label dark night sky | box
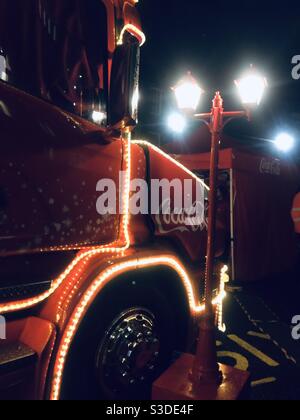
[137,0,300,154]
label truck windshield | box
[0,0,108,122]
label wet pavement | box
[217,275,300,400]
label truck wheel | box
[60,281,187,400]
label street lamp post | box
[153,67,267,400]
[191,92,252,387]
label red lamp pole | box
[192,92,248,387]
[153,92,250,400]
[191,92,224,386]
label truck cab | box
[0,0,221,400]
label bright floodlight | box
[274,133,295,152]
[235,68,267,106]
[167,112,187,134]
[173,72,203,112]
[92,110,106,124]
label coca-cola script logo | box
[259,158,281,176]
[155,199,207,235]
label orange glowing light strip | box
[0,136,132,314]
[132,140,209,191]
[217,265,228,333]
[118,23,146,46]
[50,254,225,400]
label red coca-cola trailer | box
[165,131,300,283]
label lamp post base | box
[152,353,250,401]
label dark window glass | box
[0,0,108,123]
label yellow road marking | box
[217,351,249,371]
[228,335,279,367]
[251,377,277,387]
[247,331,271,340]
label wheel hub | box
[96,308,160,396]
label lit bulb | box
[167,112,187,134]
[173,73,203,112]
[92,111,106,125]
[236,69,267,106]
[274,133,295,152]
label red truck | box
[0,0,225,400]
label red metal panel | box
[0,82,122,256]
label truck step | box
[0,342,37,375]
[0,342,37,399]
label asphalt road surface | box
[217,278,300,400]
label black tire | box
[60,273,186,400]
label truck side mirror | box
[109,33,140,130]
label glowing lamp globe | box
[235,68,267,106]
[173,73,203,112]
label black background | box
[136,0,300,156]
